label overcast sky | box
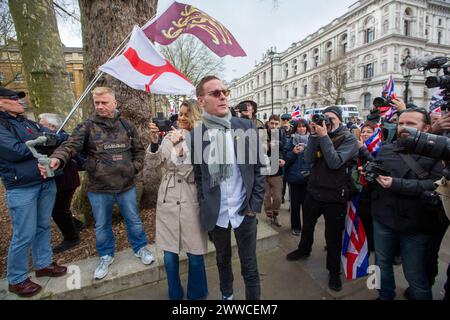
[59,0,356,82]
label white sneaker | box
[222,294,234,300]
[134,246,155,265]
[94,255,114,280]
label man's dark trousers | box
[297,193,346,274]
[209,215,260,300]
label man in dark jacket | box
[41,87,154,281]
[192,76,265,300]
[286,106,358,292]
[263,114,286,227]
[371,108,443,300]
[0,88,67,298]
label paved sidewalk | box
[100,201,449,300]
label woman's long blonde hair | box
[180,99,202,130]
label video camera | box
[405,55,450,113]
[311,114,331,126]
[373,96,394,108]
[363,161,391,184]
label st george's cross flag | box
[142,1,246,57]
[100,26,195,96]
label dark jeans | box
[297,194,346,274]
[425,217,449,285]
[52,189,79,241]
[373,219,432,300]
[163,251,208,300]
[209,215,260,300]
[282,175,287,200]
[289,183,307,231]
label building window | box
[342,73,347,85]
[438,18,442,26]
[404,20,410,36]
[364,93,372,109]
[313,48,319,67]
[425,29,429,38]
[303,54,308,71]
[326,77,332,90]
[426,16,429,24]
[256,75,260,87]
[382,60,388,73]
[286,90,289,99]
[263,72,266,85]
[438,31,442,44]
[293,59,298,74]
[0,72,4,83]
[366,28,374,43]
[383,20,389,33]
[294,84,298,97]
[364,63,374,79]
[313,80,319,93]
[68,72,75,82]
[264,91,267,104]
[303,84,308,95]
[285,63,289,79]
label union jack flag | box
[342,194,369,280]
[365,127,382,156]
[383,75,395,98]
[291,105,302,120]
[380,75,397,122]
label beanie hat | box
[323,106,343,122]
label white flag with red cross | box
[100,26,195,96]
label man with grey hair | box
[39,87,154,280]
[38,113,83,254]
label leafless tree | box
[317,59,348,105]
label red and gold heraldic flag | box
[142,1,246,58]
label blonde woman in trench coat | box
[147,100,208,300]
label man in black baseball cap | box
[1,86,68,298]
[0,87,26,100]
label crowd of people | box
[0,75,449,300]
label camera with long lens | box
[397,127,450,180]
[363,161,390,184]
[311,114,331,126]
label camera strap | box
[398,153,430,179]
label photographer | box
[286,106,358,292]
[235,100,265,129]
[370,108,444,300]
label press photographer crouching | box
[286,106,359,292]
[369,107,446,300]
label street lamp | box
[267,49,276,116]
[401,53,412,103]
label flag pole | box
[57,8,159,133]
[56,33,131,133]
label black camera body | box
[153,112,173,132]
[235,102,248,113]
[363,162,390,184]
[373,96,393,108]
[312,114,331,126]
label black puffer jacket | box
[371,141,443,234]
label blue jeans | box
[87,187,147,257]
[164,251,208,300]
[373,219,433,300]
[6,180,56,284]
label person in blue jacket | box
[0,88,67,298]
[284,119,311,236]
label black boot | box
[286,249,310,261]
[328,272,342,292]
[53,239,80,254]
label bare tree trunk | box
[76,0,160,222]
[8,0,75,115]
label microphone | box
[405,56,449,70]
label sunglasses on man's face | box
[206,89,230,98]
